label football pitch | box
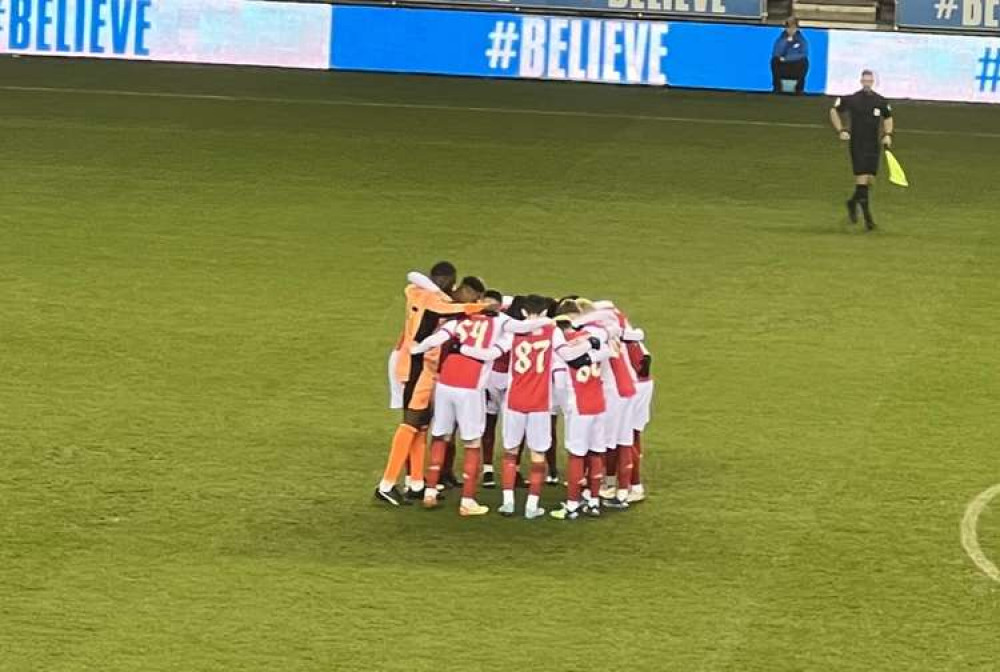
[2,57,999,671]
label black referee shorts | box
[850,143,880,176]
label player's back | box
[492,350,511,375]
[626,340,652,383]
[507,324,558,413]
[606,310,638,398]
[565,328,606,416]
[395,285,449,382]
[579,313,636,399]
[439,314,501,390]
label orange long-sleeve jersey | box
[393,284,484,384]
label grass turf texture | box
[2,57,999,671]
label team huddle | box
[375,262,654,520]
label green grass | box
[2,57,999,671]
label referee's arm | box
[829,101,849,140]
[881,115,895,148]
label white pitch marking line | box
[3,84,1000,140]
[961,483,1000,583]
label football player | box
[375,264,486,507]
[550,301,612,520]
[412,295,551,516]
[459,295,593,519]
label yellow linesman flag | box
[885,149,909,187]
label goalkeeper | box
[829,69,894,231]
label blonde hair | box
[555,298,581,318]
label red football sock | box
[632,431,642,485]
[462,447,481,500]
[616,444,634,491]
[425,438,448,490]
[529,461,545,497]
[546,424,558,473]
[483,414,498,466]
[587,452,605,498]
[501,451,518,491]
[443,439,456,479]
[567,455,585,504]
[605,447,618,477]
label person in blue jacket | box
[771,17,809,95]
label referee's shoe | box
[847,192,876,230]
[846,199,859,225]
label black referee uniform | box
[833,88,893,228]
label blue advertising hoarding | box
[827,30,1000,103]
[331,5,828,92]
[0,0,333,67]
[0,0,995,105]
[400,0,765,20]
[896,0,1000,32]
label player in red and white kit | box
[588,301,645,509]
[481,291,514,490]
[411,302,551,516]
[460,295,593,519]
[567,301,630,510]
[548,330,570,486]
[626,338,653,503]
[482,347,509,489]
[550,301,613,520]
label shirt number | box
[456,320,488,349]
[513,340,550,375]
[574,362,602,384]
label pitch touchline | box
[3,84,1000,140]
[961,483,1000,583]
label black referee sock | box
[855,185,874,222]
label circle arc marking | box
[961,483,1000,583]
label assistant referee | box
[829,70,894,230]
